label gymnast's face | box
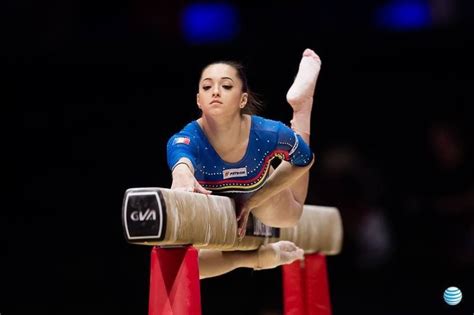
[197,63,248,118]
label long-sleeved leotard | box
[167,115,313,203]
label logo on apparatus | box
[130,208,157,221]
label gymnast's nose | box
[212,84,220,97]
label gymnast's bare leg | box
[252,48,321,227]
[198,241,304,279]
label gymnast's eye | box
[222,85,233,90]
[202,86,211,91]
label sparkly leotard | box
[167,115,313,203]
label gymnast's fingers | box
[171,186,194,192]
[194,181,212,194]
[237,209,250,239]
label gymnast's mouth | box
[210,100,222,104]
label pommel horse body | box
[122,187,343,315]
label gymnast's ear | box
[196,93,201,109]
[240,93,248,108]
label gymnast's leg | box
[198,241,304,279]
[252,49,321,228]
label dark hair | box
[200,61,264,115]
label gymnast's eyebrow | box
[202,77,235,82]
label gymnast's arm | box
[236,152,314,234]
[248,155,314,209]
[166,131,212,194]
[248,125,315,210]
[171,158,211,194]
[236,124,315,233]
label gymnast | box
[166,48,322,278]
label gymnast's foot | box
[254,241,304,270]
[286,48,321,113]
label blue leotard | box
[167,115,313,202]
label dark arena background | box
[4,1,474,314]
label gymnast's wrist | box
[172,160,194,174]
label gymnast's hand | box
[236,203,251,239]
[171,163,212,194]
[236,198,259,239]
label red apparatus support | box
[148,246,201,315]
[282,253,332,315]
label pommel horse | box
[122,187,343,315]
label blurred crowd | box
[310,116,473,313]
